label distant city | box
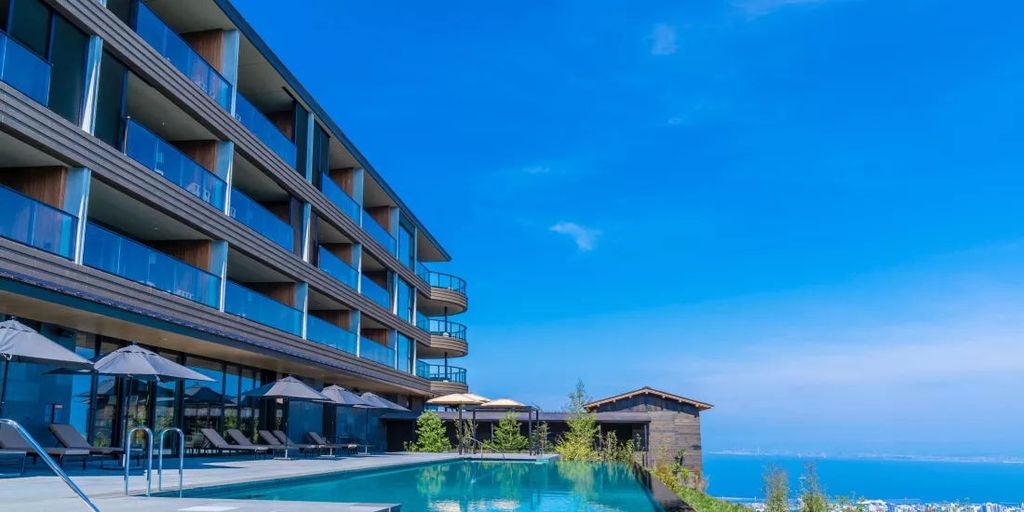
[711,451,1024,465]
[742,501,1024,512]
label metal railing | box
[0,419,99,512]
[124,426,153,496]
[157,428,185,497]
[416,362,467,384]
[424,270,467,295]
[424,318,467,340]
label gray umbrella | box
[321,385,372,407]
[0,319,93,416]
[243,376,329,459]
[360,392,410,412]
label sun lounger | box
[0,449,27,476]
[307,432,359,454]
[199,428,269,458]
[49,424,123,467]
[258,430,320,456]
[0,425,89,469]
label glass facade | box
[397,221,415,270]
[317,246,358,289]
[0,183,77,258]
[320,174,360,222]
[396,333,413,373]
[362,213,395,255]
[361,274,391,311]
[234,93,296,167]
[229,189,294,252]
[306,315,357,354]
[124,118,227,209]
[224,280,302,335]
[360,336,395,368]
[396,277,414,323]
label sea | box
[704,453,1024,505]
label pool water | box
[186,460,665,511]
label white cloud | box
[522,165,551,175]
[734,0,841,19]
[549,222,601,251]
[648,24,679,56]
[666,116,685,126]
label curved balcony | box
[417,318,468,358]
[418,269,468,315]
[417,362,468,395]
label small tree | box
[410,411,451,452]
[554,380,599,461]
[799,464,828,512]
[454,417,477,453]
[599,430,635,463]
[764,466,790,512]
[489,412,529,452]
[531,421,552,453]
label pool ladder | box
[123,427,186,497]
[0,418,100,512]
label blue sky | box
[235,0,1024,457]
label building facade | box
[0,0,468,451]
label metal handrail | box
[124,426,153,496]
[0,419,100,512]
[157,428,184,496]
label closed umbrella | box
[243,376,329,459]
[0,319,93,416]
[359,392,409,451]
[321,385,372,407]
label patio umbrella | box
[243,376,329,459]
[358,392,410,450]
[427,393,487,453]
[321,385,372,407]
[0,319,93,416]
[479,398,527,409]
[89,345,214,460]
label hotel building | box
[0,0,469,450]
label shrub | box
[410,411,451,452]
[489,412,529,452]
[649,450,744,512]
[531,421,552,453]
[764,466,790,512]
[554,380,599,461]
[599,431,636,463]
[799,464,828,512]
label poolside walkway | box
[0,452,462,511]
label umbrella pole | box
[282,398,290,460]
[0,358,10,418]
[121,377,130,468]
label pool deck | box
[0,452,467,511]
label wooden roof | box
[584,386,713,411]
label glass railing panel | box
[317,246,357,289]
[360,337,395,368]
[426,271,467,294]
[320,174,360,223]
[415,261,429,282]
[224,280,301,335]
[415,311,429,331]
[306,316,357,354]
[425,318,467,340]
[416,362,467,384]
[124,119,226,209]
[134,3,232,109]
[362,214,396,255]
[360,275,391,310]
[234,93,296,167]
[0,31,51,104]
[229,189,293,251]
[83,223,220,307]
[0,184,76,258]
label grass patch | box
[674,486,748,512]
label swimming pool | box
[183,459,666,511]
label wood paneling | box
[172,140,217,172]
[181,29,224,71]
[328,168,355,196]
[321,243,354,265]
[245,282,296,307]
[364,270,388,289]
[267,110,294,140]
[0,166,68,208]
[365,206,390,231]
[148,240,213,271]
[361,328,389,346]
[310,309,351,330]
[260,200,292,223]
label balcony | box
[320,174,360,223]
[317,246,357,290]
[123,118,226,210]
[134,2,232,109]
[417,362,468,394]
[362,213,396,255]
[0,31,51,105]
[418,317,468,358]
[0,184,76,259]
[360,275,391,311]
[224,280,302,335]
[229,189,293,252]
[360,337,395,368]
[83,223,220,307]
[306,315,357,355]
[418,269,468,315]
[234,93,296,167]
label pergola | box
[426,393,541,455]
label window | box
[396,277,413,322]
[47,15,88,123]
[397,219,415,270]
[8,0,50,56]
[93,52,126,147]
[396,333,413,373]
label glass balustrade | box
[229,189,293,251]
[425,271,467,294]
[362,213,396,255]
[359,337,395,368]
[360,275,391,310]
[224,280,302,335]
[234,93,297,167]
[123,118,226,209]
[0,184,76,258]
[416,362,467,384]
[306,315,357,354]
[320,174,360,223]
[424,318,467,340]
[83,223,220,307]
[0,31,52,105]
[135,3,232,109]
[317,246,358,289]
